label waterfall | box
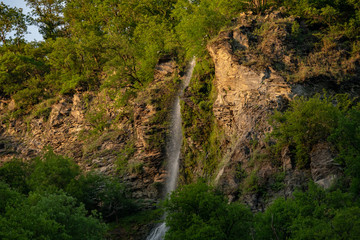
[146,57,196,240]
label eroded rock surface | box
[0,60,179,202]
[206,12,349,211]
[310,142,341,189]
[208,25,292,208]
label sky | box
[2,0,43,41]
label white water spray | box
[146,58,196,240]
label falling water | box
[146,58,196,240]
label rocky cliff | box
[1,9,359,214]
[199,10,358,210]
[0,60,179,202]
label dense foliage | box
[165,181,360,240]
[0,150,137,239]
[0,0,250,117]
[1,0,359,115]
[1,0,360,239]
[164,182,253,240]
[269,94,360,194]
[255,183,360,240]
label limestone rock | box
[206,13,329,210]
[204,11,359,211]
[208,25,291,206]
[310,142,341,189]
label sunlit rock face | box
[206,11,355,211]
[208,19,292,210]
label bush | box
[66,172,138,222]
[269,94,341,168]
[0,191,107,240]
[27,149,80,191]
[164,182,253,240]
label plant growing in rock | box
[268,92,360,195]
[269,94,341,168]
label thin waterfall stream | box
[146,58,196,240]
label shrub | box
[0,191,107,240]
[164,182,253,240]
[27,149,80,191]
[269,94,341,168]
[66,172,138,221]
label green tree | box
[0,191,107,240]
[26,0,65,39]
[27,149,80,191]
[269,94,360,191]
[0,181,23,214]
[164,182,253,240]
[0,2,28,45]
[0,159,31,194]
[172,0,228,58]
[255,182,360,239]
[0,42,49,106]
[66,172,138,222]
[329,102,360,194]
[269,94,341,168]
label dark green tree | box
[66,172,138,222]
[0,159,31,194]
[0,191,107,240]
[27,149,80,191]
[26,0,66,39]
[164,182,253,240]
[0,2,28,45]
[255,183,359,239]
[0,181,23,214]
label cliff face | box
[0,60,179,201]
[1,10,358,214]
[208,30,292,205]
[206,11,352,210]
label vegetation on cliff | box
[1,0,360,239]
[269,94,360,193]
[167,93,360,239]
[0,0,359,111]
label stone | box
[0,60,179,205]
[310,142,341,189]
[7,99,16,111]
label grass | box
[128,161,144,175]
[241,169,261,194]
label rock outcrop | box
[208,14,293,210]
[310,142,342,189]
[206,11,353,211]
[0,60,179,201]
